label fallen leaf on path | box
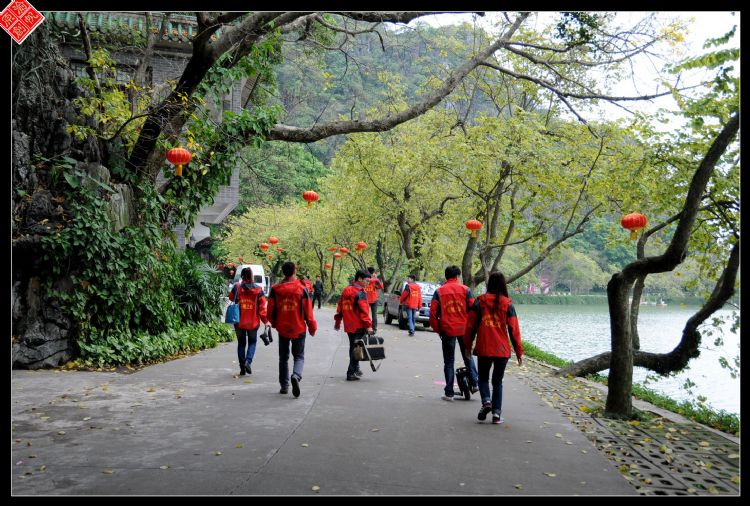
[565,441,573,445]
[514,484,523,489]
[728,454,739,459]
[215,451,222,456]
[301,443,309,447]
[312,486,320,492]
[730,476,740,484]
[580,450,588,454]
[40,416,50,421]
[160,465,169,470]
[371,428,380,432]
[15,461,23,465]
[102,469,114,475]
[146,388,156,392]
[83,417,92,421]
[243,380,252,384]
[236,443,243,448]
[555,433,562,438]
[57,431,66,435]
[698,441,710,447]
[544,472,556,477]
[708,486,719,494]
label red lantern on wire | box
[328,246,338,252]
[621,213,648,240]
[269,236,279,245]
[356,241,367,252]
[325,263,332,269]
[166,147,192,177]
[260,243,269,251]
[466,219,482,238]
[333,252,342,259]
[340,247,349,254]
[303,190,319,208]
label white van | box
[230,264,270,295]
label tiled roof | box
[46,12,213,44]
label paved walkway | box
[11,307,739,495]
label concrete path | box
[11,306,728,495]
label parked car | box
[382,281,440,330]
[229,264,270,295]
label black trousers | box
[312,292,322,309]
[370,302,378,330]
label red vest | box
[364,276,384,304]
[429,278,474,336]
[268,278,317,338]
[399,282,422,309]
[334,282,372,333]
[229,282,268,330]
[463,293,523,359]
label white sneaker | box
[441,395,454,402]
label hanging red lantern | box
[325,263,332,269]
[269,236,279,245]
[328,246,338,252]
[340,247,349,254]
[466,219,482,238]
[333,252,342,259]
[356,241,367,251]
[238,257,244,263]
[621,213,648,240]
[277,247,284,253]
[166,147,192,177]
[267,254,273,260]
[303,190,319,208]
[260,243,269,251]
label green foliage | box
[554,12,606,45]
[76,321,235,367]
[173,250,227,323]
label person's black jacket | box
[313,280,324,294]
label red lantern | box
[340,247,349,254]
[325,263,332,269]
[260,243,269,251]
[621,213,648,240]
[166,147,192,177]
[269,236,279,245]
[303,190,319,208]
[277,247,284,253]
[356,241,367,251]
[238,257,244,263]
[334,252,342,259]
[267,254,273,260]
[466,219,482,238]
[328,246,338,252]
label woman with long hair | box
[463,272,524,424]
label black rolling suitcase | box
[456,367,473,400]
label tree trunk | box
[630,275,645,350]
[604,272,634,418]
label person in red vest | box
[334,269,374,381]
[268,261,318,398]
[464,271,524,424]
[299,275,315,315]
[429,265,479,401]
[364,267,384,331]
[229,267,269,376]
[399,274,422,336]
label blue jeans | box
[441,335,479,397]
[477,356,509,415]
[236,326,258,367]
[278,336,305,388]
[347,331,366,376]
[405,307,417,334]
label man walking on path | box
[364,267,384,331]
[313,275,324,309]
[334,270,374,381]
[268,261,317,398]
[430,265,479,401]
[399,274,422,336]
[429,265,479,401]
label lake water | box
[516,304,740,416]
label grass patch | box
[526,344,740,436]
